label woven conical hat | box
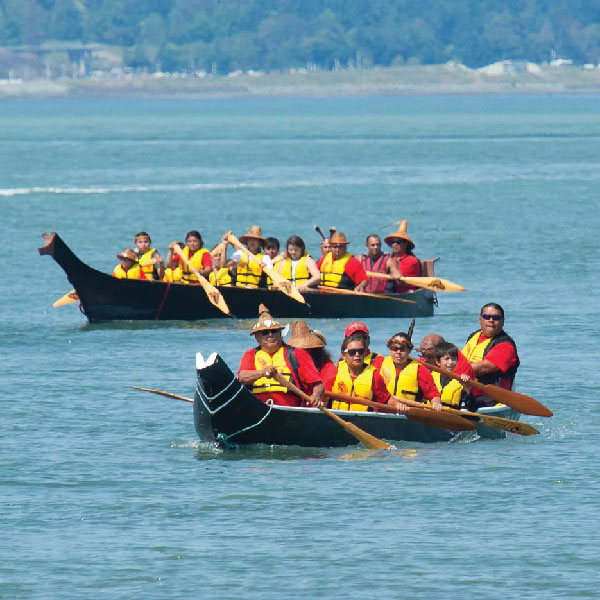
[384,220,415,250]
[287,321,325,349]
[250,303,284,335]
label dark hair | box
[480,303,504,319]
[387,331,414,349]
[347,330,371,346]
[365,233,381,245]
[435,342,459,360]
[265,236,280,251]
[185,230,203,245]
[307,347,332,369]
[286,235,306,256]
[341,332,368,353]
[134,231,151,242]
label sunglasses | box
[390,240,407,245]
[256,330,279,336]
[481,313,502,322]
[345,348,366,357]
[388,343,410,352]
[331,244,346,248]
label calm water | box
[2,95,599,599]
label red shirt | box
[391,253,421,293]
[171,251,212,269]
[360,253,389,293]
[372,362,439,404]
[320,360,338,391]
[471,333,519,391]
[316,254,368,286]
[238,346,322,407]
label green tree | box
[49,0,85,41]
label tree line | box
[1,0,600,73]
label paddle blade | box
[321,407,393,450]
[482,385,552,417]
[406,407,476,431]
[131,385,194,403]
[199,279,231,315]
[400,276,466,292]
[53,289,79,307]
[473,413,539,436]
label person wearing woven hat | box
[220,226,272,289]
[112,248,147,280]
[316,231,368,291]
[384,220,422,293]
[287,322,337,390]
[343,321,383,368]
[166,230,213,284]
[372,331,442,412]
[238,305,325,407]
[462,303,520,408]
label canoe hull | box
[40,232,435,321]
[193,354,518,448]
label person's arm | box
[471,342,517,377]
[346,257,368,291]
[166,242,180,269]
[152,251,165,280]
[386,257,402,279]
[299,256,321,291]
[200,252,213,278]
[418,365,442,411]
[238,366,277,386]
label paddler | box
[432,342,472,409]
[317,231,368,291]
[112,248,147,280]
[384,220,421,293]
[343,321,383,368]
[286,321,337,391]
[330,332,386,411]
[133,231,164,280]
[359,234,395,294]
[166,230,212,284]
[371,332,442,412]
[417,333,473,378]
[221,226,272,289]
[275,235,320,292]
[238,305,325,407]
[462,303,520,409]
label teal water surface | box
[2,95,599,599]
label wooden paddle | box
[387,394,540,436]
[227,233,306,304]
[325,392,476,432]
[53,289,79,307]
[271,372,393,450]
[416,358,553,418]
[132,385,193,403]
[366,271,466,292]
[315,285,416,304]
[173,243,232,316]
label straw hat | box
[312,330,327,346]
[330,231,350,245]
[116,248,138,262]
[250,303,284,335]
[287,321,325,349]
[239,226,266,245]
[384,220,415,250]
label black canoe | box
[193,353,519,447]
[39,232,436,322]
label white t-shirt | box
[231,248,273,269]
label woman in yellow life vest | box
[166,230,212,285]
[372,332,442,412]
[331,333,381,411]
[275,235,321,292]
[432,342,471,409]
[134,231,164,281]
[112,248,147,280]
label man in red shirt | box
[383,220,421,293]
[359,234,390,293]
[462,303,520,408]
[417,333,474,378]
[317,231,368,291]
[238,305,325,408]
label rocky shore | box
[2,63,600,99]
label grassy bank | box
[2,63,600,99]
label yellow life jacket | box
[209,267,233,287]
[278,256,311,287]
[462,331,492,363]
[162,267,181,282]
[319,252,353,288]
[113,264,144,279]
[432,371,463,408]
[174,246,209,284]
[236,252,264,288]
[331,361,375,411]
[137,248,158,279]
[252,346,295,395]
[379,357,421,402]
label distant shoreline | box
[2,64,600,99]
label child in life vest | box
[112,248,147,280]
[434,342,471,409]
[134,231,164,280]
